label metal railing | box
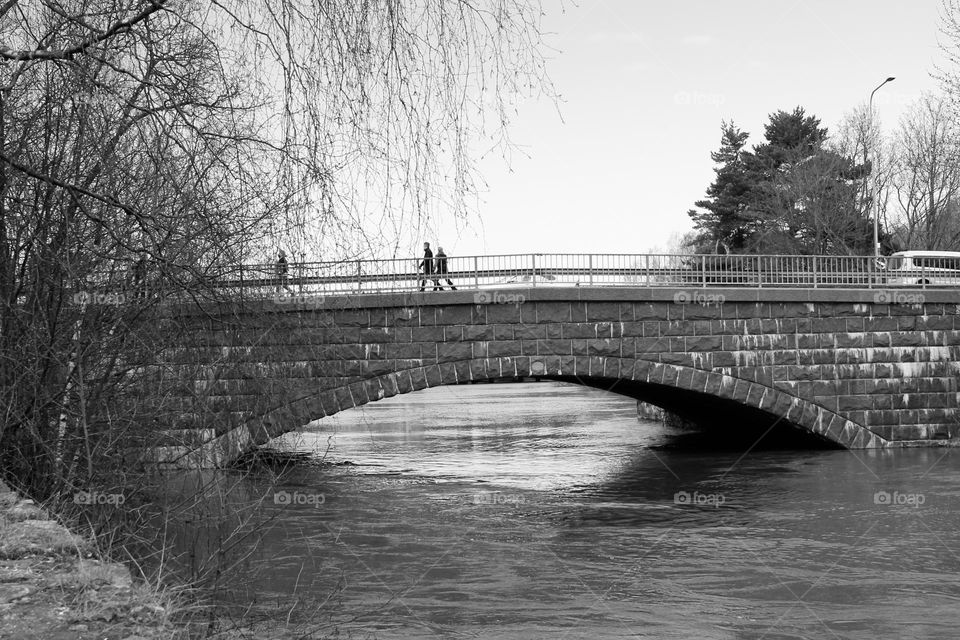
[68,253,960,303]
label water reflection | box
[154,382,960,639]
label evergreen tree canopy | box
[687,121,752,253]
[760,107,828,158]
[689,107,874,255]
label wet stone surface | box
[0,479,176,639]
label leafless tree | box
[0,0,555,563]
[0,2,555,631]
[937,0,960,102]
[887,93,960,250]
[832,104,897,239]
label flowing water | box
[166,382,960,639]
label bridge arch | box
[177,356,887,468]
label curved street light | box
[869,77,895,259]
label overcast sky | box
[427,0,945,257]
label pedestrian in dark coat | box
[276,250,292,293]
[435,247,456,290]
[419,242,437,291]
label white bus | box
[884,250,960,286]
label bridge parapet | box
[72,252,959,303]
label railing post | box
[473,256,479,289]
[756,257,763,288]
[356,260,362,293]
[645,254,650,287]
[701,255,707,288]
[812,256,818,289]
[239,263,244,303]
[589,254,593,286]
[531,253,537,287]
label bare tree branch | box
[0,0,164,61]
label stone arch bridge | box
[154,288,960,467]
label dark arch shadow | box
[177,356,887,467]
[558,376,838,450]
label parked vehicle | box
[883,250,960,286]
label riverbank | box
[0,479,179,640]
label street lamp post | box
[869,77,895,259]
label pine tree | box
[687,121,753,253]
[743,108,872,254]
[690,108,876,255]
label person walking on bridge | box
[419,242,437,291]
[435,246,456,290]
[276,250,293,294]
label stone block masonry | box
[155,287,960,466]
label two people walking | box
[419,242,456,291]
[274,245,453,293]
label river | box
[164,381,960,639]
